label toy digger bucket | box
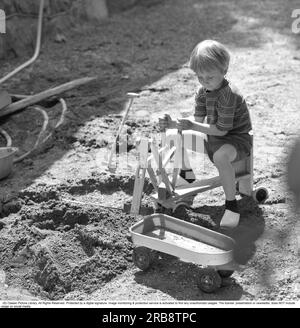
[0,147,18,180]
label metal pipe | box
[0,128,12,147]
[13,105,49,163]
[0,0,45,85]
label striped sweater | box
[194,79,252,134]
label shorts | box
[205,133,253,163]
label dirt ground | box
[0,0,300,303]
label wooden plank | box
[175,175,220,190]
[147,166,159,193]
[147,146,168,164]
[0,77,96,117]
[175,174,251,200]
[174,184,221,201]
[130,136,149,215]
[149,140,160,167]
[0,90,12,110]
[237,151,253,196]
[158,181,167,201]
[152,173,251,202]
[149,194,177,209]
[160,167,173,195]
[158,151,167,201]
[152,182,220,201]
[161,130,166,166]
[172,131,183,187]
[108,93,138,169]
[150,141,173,194]
[138,138,149,168]
[172,168,180,188]
[238,135,254,196]
[162,146,176,167]
[149,141,161,184]
[175,173,251,191]
[232,160,247,176]
[130,167,146,215]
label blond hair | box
[189,40,230,74]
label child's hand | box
[158,114,172,131]
[177,118,194,131]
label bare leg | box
[213,144,240,229]
[212,144,237,200]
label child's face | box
[196,68,225,91]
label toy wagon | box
[130,213,240,293]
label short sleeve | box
[194,88,206,119]
[215,90,237,131]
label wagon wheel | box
[132,246,155,271]
[217,270,234,278]
[154,203,167,214]
[173,201,190,212]
[197,269,222,293]
[252,187,269,203]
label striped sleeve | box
[215,89,239,131]
[194,88,206,119]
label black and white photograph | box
[0,0,299,312]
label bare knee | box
[213,144,237,167]
[213,150,231,168]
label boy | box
[159,40,253,229]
